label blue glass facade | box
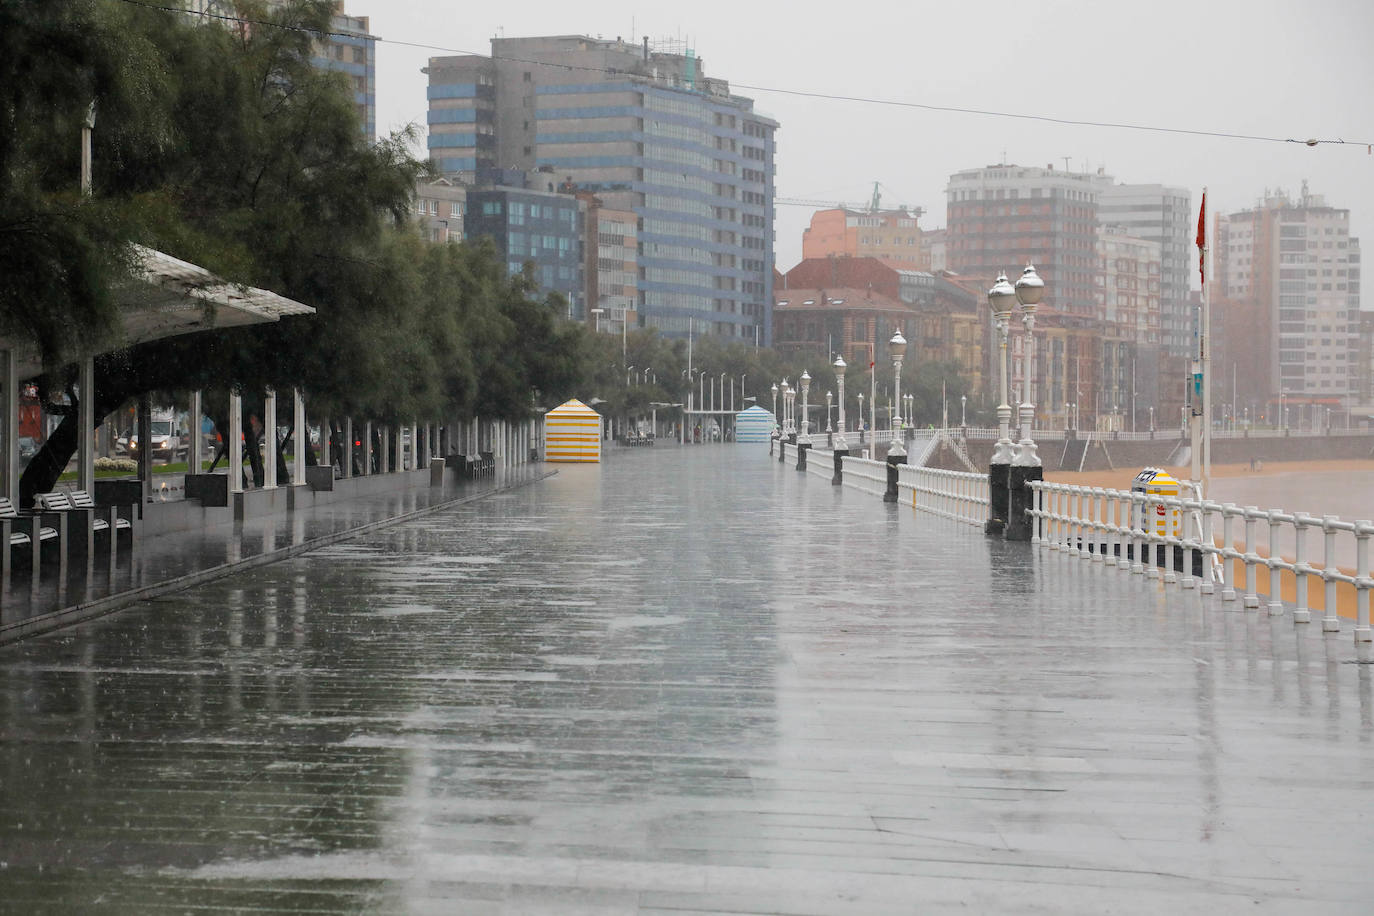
[534,83,775,343]
[307,13,376,141]
[426,38,777,344]
[464,189,585,318]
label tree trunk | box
[276,417,292,483]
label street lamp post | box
[986,272,1016,534]
[591,307,604,333]
[832,357,849,485]
[883,331,907,502]
[960,394,967,429]
[770,382,779,455]
[797,370,812,471]
[1013,264,1044,466]
[825,391,833,434]
[857,393,864,445]
[1007,264,1045,542]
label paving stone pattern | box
[1,446,1372,914]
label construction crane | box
[774,182,925,219]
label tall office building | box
[1214,183,1363,421]
[425,35,778,343]
[464,187,586,316]
[261,1,376,139]
[1093,179,1191,358]
[945,163,1100,319]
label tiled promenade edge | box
[1,446,1371,914]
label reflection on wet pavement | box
[1,445,1371,913]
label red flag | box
[869,361,875,369]
[1196,192,1206,287]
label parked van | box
[118,410,185,460]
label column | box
[263,388,277,489]
[2,350,18,506]
[292,389,305,486]
[362,421,372,476]
[229,392,243,493]
[320,416,331,472]
[189,390,203,475]
[138,394,153,504]
[342,417,352,479]
[77,357,95,494]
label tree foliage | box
[3,0,591,501]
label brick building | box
[801,208,928,269]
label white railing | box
[840,456,888,498]
[957,426,1372,442]
[1029,480,1374,642]
[902,465,988,526]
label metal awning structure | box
[2,244,315,380]
[117,244,315,346]
[1,245,315,502]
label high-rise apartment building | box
[263,1,376,139]
[1214,184,1362,419]
[1096,228,1161,346]
[580,194,639,335]
[1093,180,1191,358]
[425,35,778,343]
[945,163,1100,319]
[464,187,586,315]
[801,208,928,269]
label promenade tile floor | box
[0,469,541,639]
[1,445,1372,913]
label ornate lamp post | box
[780,380,791,435]
[1013,264,1044,467]
[825,390,833,434]
[797,370,812,471]
[770,382,779,454]
[883,331,907,502]
[887,332,907,459]
[857,393,864,441]
[985,273,1017,532]
[832,357,849,484]
[1005,265,1046,542]
[960,394,967,428]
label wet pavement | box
[0,470,545,640]
[2,444,1373,914]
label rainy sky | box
[368,0,1374,289]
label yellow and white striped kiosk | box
[544,399,603,463]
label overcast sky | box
[366,0,1373,292]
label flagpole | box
[1202,190,1212,498]
[1189,189,1206,499]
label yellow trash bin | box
[1132,467,1180,538]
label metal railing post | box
[1355,521,1372,644]
[1221,505,1237,600]
[1322,516,1341,633]
[1294,514,1312,622]
[1199,501,1216,595]
[1267,509,1284,616]
[1242,507,1261,607]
